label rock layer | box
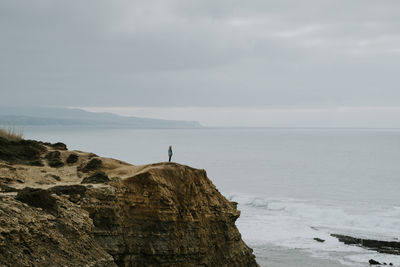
[78,163,257,266]
[0,193,116,267]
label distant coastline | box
[0,106,202,129]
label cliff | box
[0,137,258,267]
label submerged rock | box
[369,259,381,265]
[332,234,400,255]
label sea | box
[24,127,400,267]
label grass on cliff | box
[0,129,47,165]
[0,127,23,141]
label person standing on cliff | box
[168,145,173,162]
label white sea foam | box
[229,194,400,266]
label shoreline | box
[253,245,349,267]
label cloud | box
[0,0,399,109]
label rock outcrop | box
[0,137,258,267]
[332,234,400,255]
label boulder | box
[51,142,67,150]
[79,158,102,173]
[66,153,79,164]
[16,187,58,214]
[369,259,381,265]
[49,184,87,203]
[45,151,64,168]
[81,171,110,184]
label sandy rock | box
[0,141,259,266]
[0,195,116,267]
[79,163,258,266]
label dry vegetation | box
[0,127,23,141]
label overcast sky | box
[1,0,400,126]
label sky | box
[1,0,400,126]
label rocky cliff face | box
[0,138,258,267]
[0,189,116,267]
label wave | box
[227,193,400,266]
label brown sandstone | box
[0,138,259,267]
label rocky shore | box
[0,137,258,267]
[332,233,400,255]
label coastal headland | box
[0,136,258,266]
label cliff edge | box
[0,137,258,267]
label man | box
[168,145,173,162]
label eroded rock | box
[0,142,259,266]
[51,142,67,150]
[79,158,102,173]
[80,163,259,267]
[0,184,19,193]
[82,171,110,184]
[0,195,116,267]
[45,151,64,168]
[66,153,79,164]
[16,187,58,214]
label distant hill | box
[0,107,202,129]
